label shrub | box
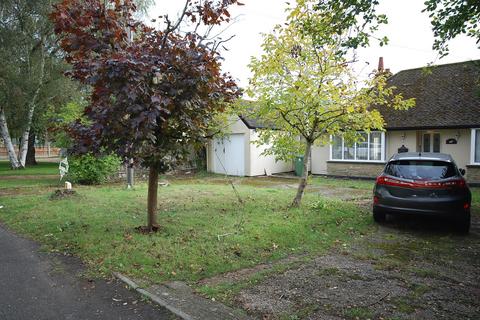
[68,153,120,185]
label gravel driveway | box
[234,213,480,319]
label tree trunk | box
[291,141,312,207]
[126,158,134,187]
[0,107,21,169]
[26,130,37,166]
[18,102,36,166]
[18,37,46,167]
[147,166,159,231]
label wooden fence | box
[0,146,61,158]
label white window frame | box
[470,128,480,165]
[329,131,386,163]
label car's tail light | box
[464,203,470,210]
[441,179,466,189]
[376,176,415,188]
[373,196,379,204]
[376,176,467,189]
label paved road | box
[0,224,176,320]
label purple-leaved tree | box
[51,0,242,231]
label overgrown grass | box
[0,178,372,284]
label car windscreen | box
[384,160,457,180]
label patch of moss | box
[409,283,431,297]
[391,296,416,314]
[344,306,374,319]
[280,303,320,320]
[316,267,341,277]
[346,273,368,281]
[409,267,439,279]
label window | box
[331,132,385,162]
[384,160,457,180]
[370,132,383,160]
[357,132,368,160]
[332,136,342,160]
[471,129,480,164]
[422,132,440,153]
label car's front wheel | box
[373,208,386,223]
[455,212,470,234]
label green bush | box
[68,153,120,185]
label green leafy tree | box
[310,0,480,57]
[247,1,415,207]
[0,0,148,169]
[0,0,82,168]
[0,0,51,168]
[424,0,480,57]
[306,0,388,53]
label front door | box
[422,132,441,153]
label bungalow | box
[311,59,480,183]
[207,59,480,184]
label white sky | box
[149,0,480,88]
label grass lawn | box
[310,175,375,190]
[0,161,61,189]
[0,172,373,286]
[1,167,478,294]
[0,160,59,175]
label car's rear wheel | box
[455,212,470,234]
[373,208,386,223]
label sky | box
[148,0,480,88]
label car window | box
[384,160,457,180]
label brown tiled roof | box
[238,100,278,129]
[378,60,480,130]
[239,115,275,129]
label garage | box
[213,134,245,176]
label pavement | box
[114,274,251,320]
[0,223,176,320]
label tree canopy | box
[424,0,480,57]
[0,0,81,168]
[310,0,480,58]
[246,1,415,207]
[51,0,242,230]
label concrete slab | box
[114,273,251,320]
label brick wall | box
[466,166,480,184]
[326,161,385,178]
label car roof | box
[389,152,454,162]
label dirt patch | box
[198,255,305,287]
[172,176,298,188]
[50,189,77,200]
[306,185,370,201]
[215,214,480,319]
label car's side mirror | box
[459,168,466,176]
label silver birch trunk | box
[0,107,21,168]
[18,38,46,167]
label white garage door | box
[213,134,245,176]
